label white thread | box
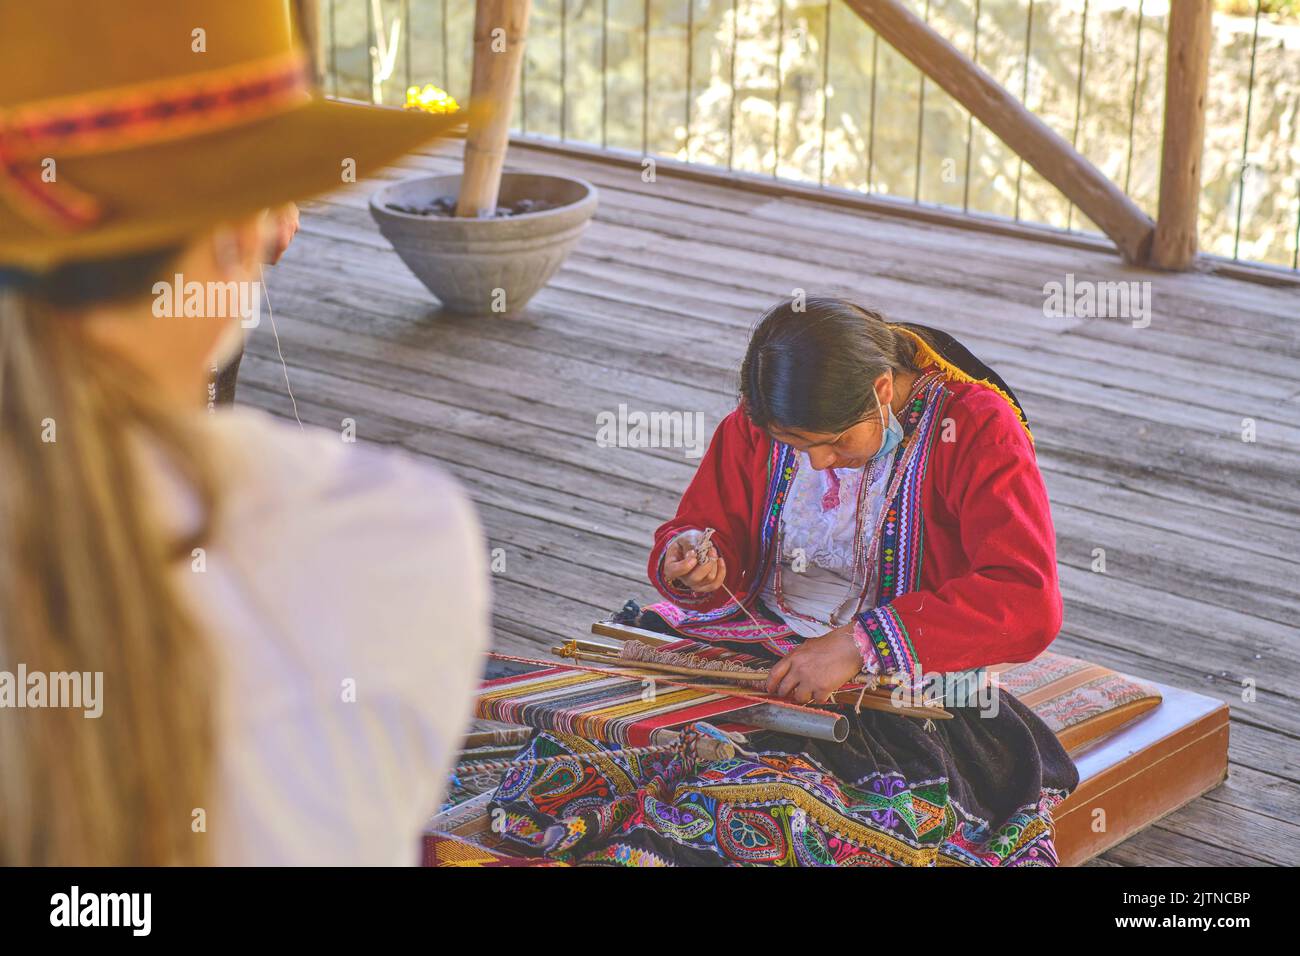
[260,264,302,430]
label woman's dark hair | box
[739,295,919,434]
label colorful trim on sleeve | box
[855,605,921,688]
[850,618,883,676]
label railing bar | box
[560,0,568,141]
[329,0,338,96]
[366,0,376,103]
[963,0,981,213]
[402,0,411,92]
[441,0,448,89]
[867,31,878,193]
[774,0,784,178]
[601,0,609,149]
[642,0,651,157]
[1293,177,1299,270]
[685,0,694,161]
[728,0,738,170]
[914,0,930,204]
[818,0,832,188]
[1233,0,1262,261]
[520,0,528,135]
[1067,0,1090,232]
[1123,0,1144,197]
[1014,0,1034,222]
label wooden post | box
[291,0,325,87]
[456,0,532,218]
[1151,0,1214,270]
[842,0,1155,265]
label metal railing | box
[321,0,1300,273]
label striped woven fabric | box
[476,664,759,746]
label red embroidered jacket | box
[645,377,1063,683]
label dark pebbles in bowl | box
[385,195,559,218]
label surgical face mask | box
[872,401,904,460]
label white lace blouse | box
[758,451,892,637]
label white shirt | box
[151,407,489,865]
[760,452,891,637]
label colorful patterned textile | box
[490,686,1077,867]
[994,652,1162,751]
[475,662,765,747]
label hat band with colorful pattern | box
[0,51,310,232]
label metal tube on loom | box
[730,703,850,743]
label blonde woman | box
[0,1,488,864]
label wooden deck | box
[246,139,1299,867]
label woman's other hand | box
[661,529,727,594]
[766,626,864,703]
[263,202,300,264]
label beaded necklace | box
[770,371,941,628]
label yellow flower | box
[404,84,460,114]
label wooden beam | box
[842,0,1154,265]
[456,0,533,218]
[1152,0,1214,270]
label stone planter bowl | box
[369,172,597,315]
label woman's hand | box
[661,529,727,594]
[263,202,300,264]
[766,626,864,703]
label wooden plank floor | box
[245,139,1300,867]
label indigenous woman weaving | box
[492,296,1080,866]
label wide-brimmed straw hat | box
[0,0,467,271]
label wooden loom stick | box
[593,620,905,690]
[556,643,767,682]
[552,642,951,721]
[489,650,831,718]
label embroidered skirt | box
[488,678,1080,867]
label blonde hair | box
[0,254,217,865]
